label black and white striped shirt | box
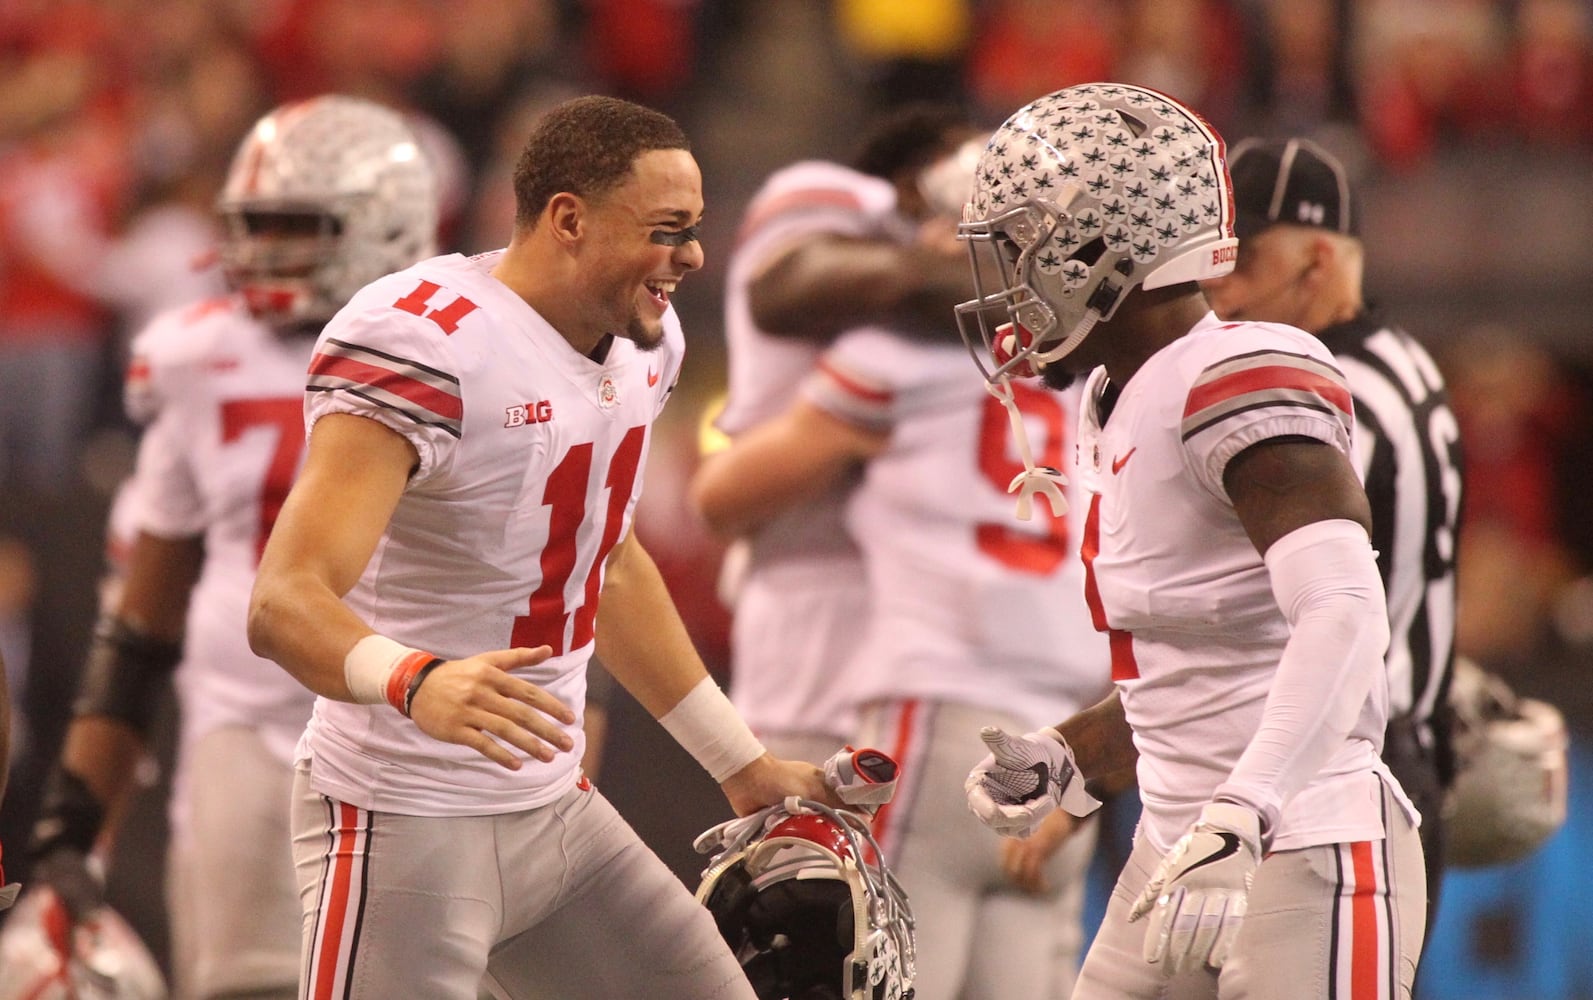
[1318,313,1465,754]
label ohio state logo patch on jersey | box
[598,375,619,409]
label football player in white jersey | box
[957,85,1426,999]
[694,133,1113,1000]
[1201,137,1464,967]
[23,95,439,1000]
[702,104,979,769]
[246,95,838,1000]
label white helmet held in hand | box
[955,83,1239,381]
[216,94,439,328]
[696,799,916,1000]
[0,888,167,1000]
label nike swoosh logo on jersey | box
[647,368,661,387]
[1181,832,1243,875]
[1111,448,1137,474]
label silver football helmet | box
[696,799,916,1000]
[216,94,438,328]
[0,889,168,1000]
[1444,657,1569,867]
[956,83,1239,381]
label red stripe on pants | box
[1349,840,1379,1000]
[869,700,920,855]
[313,802,362,1000]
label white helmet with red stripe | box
[0,889,167,1000]
[955,83,1238,382]
[216,94,438,328]
[696,798,915,1000]
[694,749,912,1000]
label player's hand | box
[1128,801,1262,972]
[406,646,576,770]
[1001,808,1080,894]
[26,845,102,921]
[965,725,1100,837]
[26,769,106,919]
[720,754,843,817]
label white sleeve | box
[305,293,465,485]
[1212,518,1390,840]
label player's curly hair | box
[512,95,690,228]
[851,102,973,183]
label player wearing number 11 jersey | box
[22,95,438,1000]
[249,95,838,1000]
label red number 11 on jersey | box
[511,426,647,655]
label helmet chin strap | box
[987,374,1068,521]
[985,308,1101,521]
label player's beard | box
[626,314,665,352]
[1041,363,1078,391]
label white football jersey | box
[804,331,1111,729]
[301,251,682,815]
[716,162,896,739]
[1075,312,1408,852]
[124,296,319,766]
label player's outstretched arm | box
[247,413,575,769]
[749,231,971,344]
[594,530,840,813]
[30,529,201,919]
[689,398,884,539]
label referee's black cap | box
[1229,138,1358,239]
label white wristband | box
[344,634,438,714]
[657,677,766,783]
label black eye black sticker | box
[649,224,701,247]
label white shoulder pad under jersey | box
[124,296,255,426]
[302,251,685,814]
[803,329,1111,726]
[718,161,897,434]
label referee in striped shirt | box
[1201,137,1465,945]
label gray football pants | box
[1074,778,1426,1000]
[290,764,754,1000]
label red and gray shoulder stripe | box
[735,187,867,247]
[308,337,463,438]
[1181,348,1352,442]
[808,356,895,431]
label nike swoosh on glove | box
[1128,801,1262,973]
[965,725,1101,837]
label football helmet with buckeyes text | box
[696,798,915,1000]
[955,83,1238,382]
[216,94,438,329]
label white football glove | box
[1128,801,1262,973]
[965,725,1101,837]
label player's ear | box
[545,192,585,247]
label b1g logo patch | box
[598,375,619,409]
